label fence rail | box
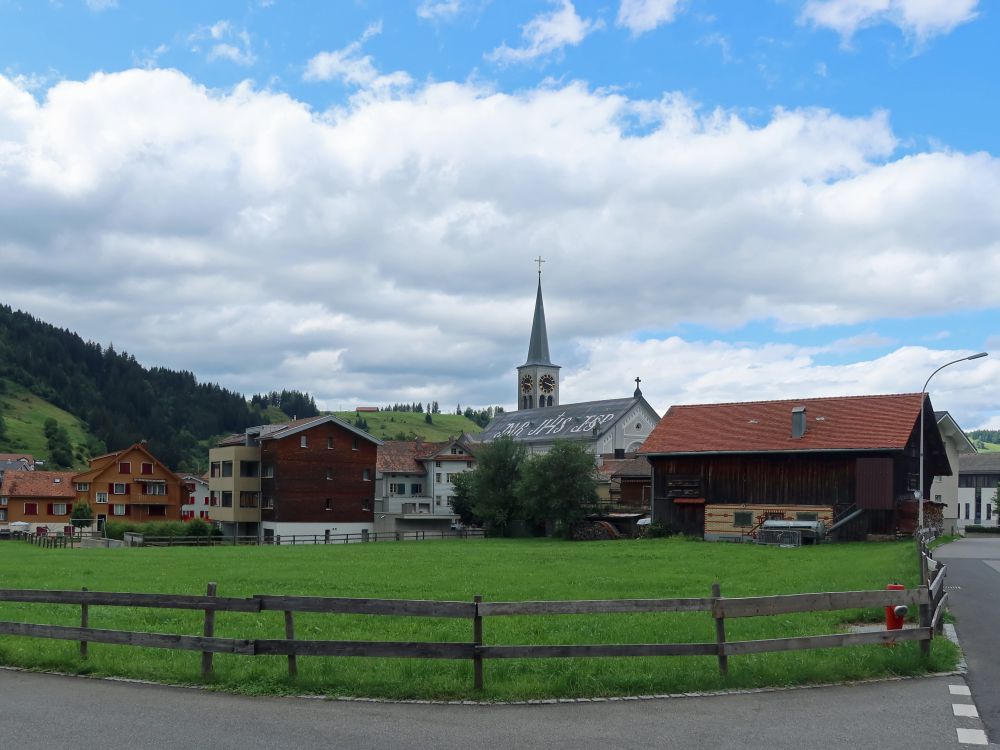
[0,581,934,691]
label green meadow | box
[0,538,956,700]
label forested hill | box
[0,305,316,468]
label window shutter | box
[125,484,130,495]
[47,503,53,514]
[109,482,114,495]
[124,505,131,516]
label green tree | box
[449,471,480,526]
[466,437,527,534]
[994,480,1000,520]
[424,412,433,425]
[516,440,599,537]
[70,501,94,529]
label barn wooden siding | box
[704,503,834,540]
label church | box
[475,268,660,459]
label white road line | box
[950,684,972,696]
[953,703,979,718]
[956,727,988,745]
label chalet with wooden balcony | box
[71,441,185,528]
[640,393,951,541]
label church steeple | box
[517,259,560,410]
[523,278,552,366]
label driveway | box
[936,535,1000,743]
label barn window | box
[733,511,753,527]
[796,513,818,522]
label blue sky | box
[0,0,998,427]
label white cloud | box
[0,69,998,422]
[801,0,980,42]
[417,0,464,21]
[616,0,685,36]
[189,20,256,66]
[487,1,602,65]
[303,22,411,90]
[85,0,118,10]
[565,338,1000,431]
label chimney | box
[791,406,807,439]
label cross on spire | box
[634,376,643,398]
[535,255,545,278]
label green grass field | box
[0,539,955,700]
[332,410,482,442]
[0,379,95,468]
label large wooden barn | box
[640,393,951,541]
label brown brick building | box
[209,415,382,540]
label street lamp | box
[918,351,989,533]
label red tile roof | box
[377,440,447,473]
[0,471,77,499]
[641,393,926,454]
[0,454,34,462]
[599,456,651,479]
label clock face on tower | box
[539,374,556,394]
[520,374,533,393]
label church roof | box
[523,279,557,367]
[477,397,649,445]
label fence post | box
[285,610,298,679]
[919,585,932,657]
[201,581,217,679]
[80,587,89,659]
[473,595,483,691]
[712,582,728,676]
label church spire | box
[524,276,552,366]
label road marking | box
[949,684,972,696]
[953,703,979,718]
[956,727,988,745]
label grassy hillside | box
[973,441,1000,452]
[333,410,482,441]
[0,379,100,468]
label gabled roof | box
[0,453,34,463]
[377,440,446,473]
[73,442,180,483]
[0,471,77,499]
[477,396,657,445]
[600,456,651,479]
[237,415,383,447]
[935,411,977,454]
[641,393,929,455]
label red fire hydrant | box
[885,583,907,630]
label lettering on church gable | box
[495,421,533,438]
[568,413,616,434]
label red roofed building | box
[0,470,78,532]
[640,393,951,540]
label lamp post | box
[918,351,989,533]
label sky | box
[0,0,998,429]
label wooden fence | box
[917,532,950,651]
[0,581,936,691]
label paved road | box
[0,668,986,749]
[936,536,1000,743]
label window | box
[436,498,443,506]
[24,502,37,516]
[76,482,90,492]
[988,504,993,521]
[239,491,259,508]
[96,492,108,504]
[410,483,423,495]
[209,491,218,507]
[327,437,333,449]
[934,495,942,502]
[326,468,333,480]
[262,464,274,478]
[0,497,6,506]
[262,495,274,509]
[795,513,818,522]
[363,469,371,481]
[148,506,166,517]
[118,462,131,474]
[352,437,359,450]
[210,462,221,478]
[144,483,166,496]
[733,511,753,527]
[965,503,971,519]
[450,447,458,455]
[300,435,308,448]
[222,491,233,508]
[52,503,68,515]
[221,461,233,477]
[112,504,126,516]
[436,461,441,468]
[389,483,406,495]
[435,473,442,482]
[325,498,331,511]
[0,509,5,522]
[140,462,153,475]
[113,483,128,495]
[240,461,260,478]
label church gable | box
[480,398,645,445]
